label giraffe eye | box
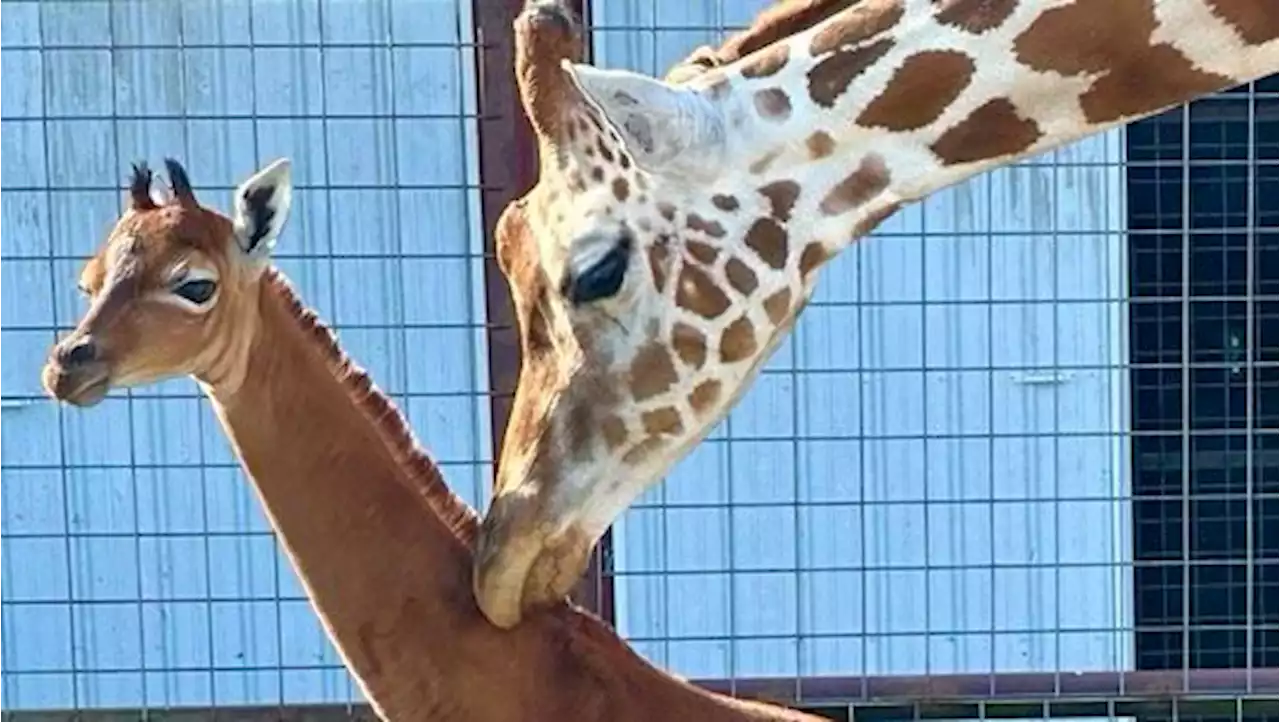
[173,278,217,305]
[561,234,632,305]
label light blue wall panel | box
[1,0,486,710]
[593,0,1134,682]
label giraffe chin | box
[473,491,596,629]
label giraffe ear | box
[562,60,725,180]
[231,158,293,262]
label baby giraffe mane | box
[261,267,481,546]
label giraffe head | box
[474,1,849,629]
[42,158,294,406]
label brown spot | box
[810,0,904,56]
[806,131,836,159]
[688,379,721,414]
[612,177,630,202]
[719,315,758,363]
[622,436,666,466]
[799,242,831,280]
[711,194,739,212]
[686,240,718,265]
[758,180,800,221]
[587,112,604,133]
[1207,0,1277,45]
[725,257,759,296]
[565,121,578,144]
[819,154,890,215]
[628,342,679,401]
[647,243,670,291]
[657,202,677,221]
[675,263,732,319]
[596,137,615,163]
[619,152,632,170]
[748,150,782,175]
[584,144,596,158]
[744,218,789,270]
[753,88,793,121]
[590,166,605,183]
[740,43,790,78]
[930,98,1040,165]
[686,213,727,238]
[641,407,684,436]
[1014,0,1233,124]
[672,322,708,369]
[852,201,903,237]
[856,51,975,130]
[807,38,895,109]
[568,170,585,192]
[932,0,1017,33]
[577,117,591,134]
[762,287,793,326]
[601,415,629,450]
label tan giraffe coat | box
[40,159,823,722]
[474,0,1278,628]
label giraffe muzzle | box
[473,490,595,629]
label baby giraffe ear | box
[231,158,293,261]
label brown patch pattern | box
[748,150,782,175]
[744,218,789,270]
[657,202,677,222]
[601,415,629,450]
[672,322,708,369]
[754,88,793,121]
[622,436,666,466]
[641,407,684,436]
[611,177,630,202]
[647,242,671,292]
[763,288,793,326]
[810,0,905,56]
[758,180,801,221]
[799,242,831,280]
[712,194,740,211]
[725,257,759,296]
[932,0,1018,33]
[856,50,976,130]
[719,316,758,363]
[740,43,790,78]
[819,154,890,215]
[675,263,732,319]
[686,240,719,265]
[686,213,727,238]
[806,131,837,159]
[688,379,721,414]
[1013,0,1233,124]
[1207,0,1278,45]
[852,201,904,237]
[807,38,895,109]
[929,98,1041,165]
[628,341,679,401]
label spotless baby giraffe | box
[474,0,1278,628]
[41,158,823,722]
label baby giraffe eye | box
[173,278,217,305]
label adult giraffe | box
[40,158,821,722]
[474,0,1278,628]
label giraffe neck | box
[203,273,819,722]
[710,0,1275,246]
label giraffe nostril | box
[61,338,98,366]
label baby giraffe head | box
[42,158,294,406]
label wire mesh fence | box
[0,0,1276,719]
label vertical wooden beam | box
[471,0,614,625]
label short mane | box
[261,267,481,546]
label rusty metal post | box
[471,0,614,624]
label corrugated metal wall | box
[3,0,1132,711]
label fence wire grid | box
[0,1,1276,721]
